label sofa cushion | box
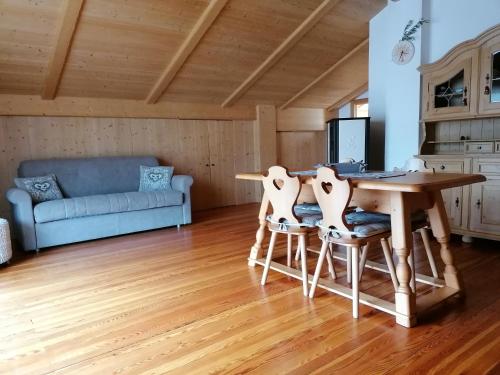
[14,174,63,203]
[34,190,183,223]
[139,165,174,192]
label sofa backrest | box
[18,156,159,197]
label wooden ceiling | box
[0,0,385,110]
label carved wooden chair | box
[260,166,327,296]
[309,166,396,318]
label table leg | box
[248,193,270,267]
[390,192,417,327]
[427,191,463,290]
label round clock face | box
[392,40,415,65]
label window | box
[352,99,369,117]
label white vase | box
[0,218,12,264]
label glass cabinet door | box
[490,51,500,102]
[479,39,500,114]
[434,70,466,109]
[425,58,473,119]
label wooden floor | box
[1,204,499,374]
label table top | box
[235,171,486,193]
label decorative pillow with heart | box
[139,166,174,192]
[14,174,63,203]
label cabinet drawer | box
[465,141,494,154]
[473,159,500,175]
[426,160,464,173]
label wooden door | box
[423,56,475,120]
[470,177,500,234]
[479,38,500,115]
[208,121,237,208]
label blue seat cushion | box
[344,211,392,237]
[294,203,321,214]
[34,190,183,223]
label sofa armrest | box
[6,188,37,251]
[171,175,193,224]
[171,175,193,193]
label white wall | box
[369,0,422,170]
[423,0,500,64]
[369,0,500,170]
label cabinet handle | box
[455,197,460,208]
[476,199,481,209]
[462,86,468,106]
[205,163,210,167]
[211,163,215,167]
[440,165,445,170]
[484,74,490,95]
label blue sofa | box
[6,156,193,251]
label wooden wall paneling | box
[0,0,64,95]
[233,120,258,204]
[0,118,12,219]
[175,120,211,211]
[494,118,500,138]
[470,118,483,140]
[239,0,384,107]
[277,131,326,171]
[279,38,369,110]
[208,121,236,208]
[277,108,325,131]
[254,105,277,171]
[0,95,255,120]
[41,0,85,99]
[146,0,229,104]
[158,0,325,106]
[57,0,210,100]
[0,117,258,221]
[221,0,341,108]
[481,118,494,139]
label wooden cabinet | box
[420,25,500,121]
[420,155,500,241]
[181,120,258,211]
[470,177,500,234]
[425,159,469,229]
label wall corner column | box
[254,105,277,171]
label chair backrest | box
[312,167,353,237]
[262,166,301,225]
[398,157,434,173]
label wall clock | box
[392,18,428,65]
[392,40,415,65]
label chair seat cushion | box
[34,190,183,223]
[294,203,321,213]
[345,211,392,237]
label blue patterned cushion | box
[294,203,321,214]
[14,174,63,203]
[267,210,322,229]
[139,166,174,192]
[345,211,391,237]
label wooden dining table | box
[236,170,486,327]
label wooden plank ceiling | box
[0,0,385,109]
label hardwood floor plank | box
[0,203,498,374]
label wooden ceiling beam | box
[41,0,85,100]
[221,0,341,108]
[280,38,368,110]
[326,82,368,111]
[145,0,229,104]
